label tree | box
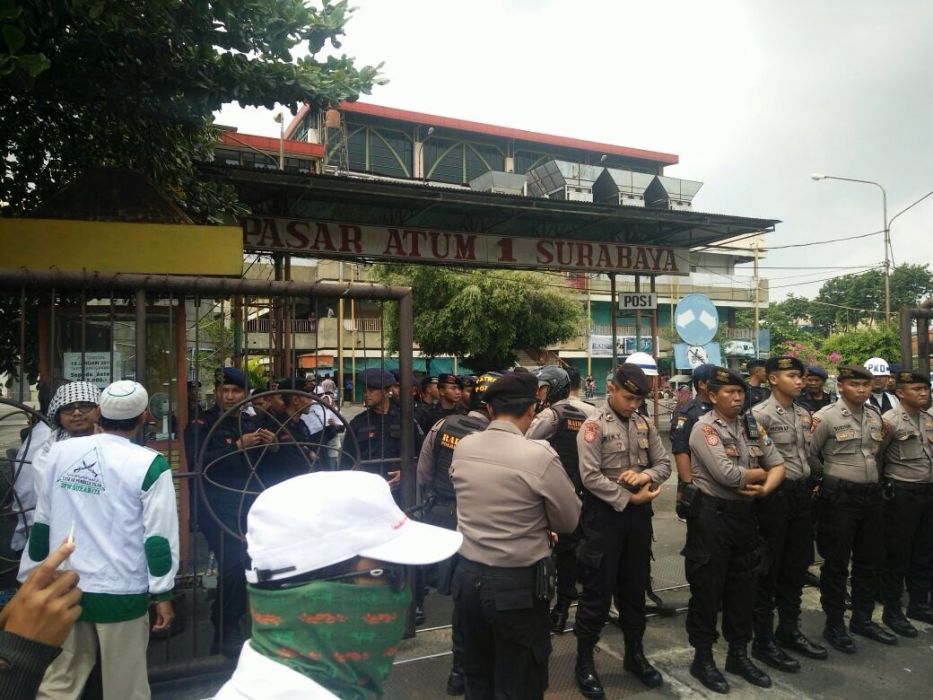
[820,324,901,367]
[0,0,383,220]
[374,265,584,373]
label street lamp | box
[273,112,285,170]
[811,173,890,320]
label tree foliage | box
[0,0,383,221]
[820,324,900,367]
[374,265,584,373]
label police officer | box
[745,359,770,408]
[459,374,476,410]
[572,363,669,697]
[342,368,423,492]
[416,372,499,695]
[751,357,827,672]
[670,363,714,508]
[254,378,317,485]
[879,370,933,636]
[565,365,598,418]
[525,366,588,635]
[796,365,835,414]
[807,365,897,653]
[685,367,785,693]
[416,373,465,434]
[185,367,274,657]
[450,372,581,699]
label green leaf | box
[2,23,24,53]
[15,52,50,77]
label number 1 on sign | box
[496,237,516,262]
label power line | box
[765,228,884,250]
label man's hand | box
[151,600,174,632]
[236,432,263,450]
[254,428,277,444]
[0,541,82,648]
[630,482,662,505]
[737,484,765,498]
[386,470,401,488]
[618,470,651,488]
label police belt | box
[821,475,881,495]
[696,491,754,516]
[776,476,813,494]
[884,478,933,494]
[457,556,537,583]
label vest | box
[432,413,488,499]
[548,402,588,490]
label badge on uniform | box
[834,428,855,441]
[723,444,738,457]
[674,416,687,431]
[810,416,821,433]
[583,420,599,443]
[869,428,882,441]
[702,425,719,446]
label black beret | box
[277,377,306,392]
[707,366,747,389]
[437,373,460,386]
[837,365,873,382]
[895,370,930,386]
[747,359,766,370]
[459,375,476,387]
[419,375,438,390]
[613,364,650,397]
[889,363,902,375]
[765,356,805,374]
[691,363,716,385]
[485,372,538,403]
[360,368,395,389]
[220,367,249,390]
[805,365,828,380]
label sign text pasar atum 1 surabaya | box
[241,216,690,276]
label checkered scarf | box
[46,381,101,439]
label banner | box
[588,335,655,357]
[63,352,122,388]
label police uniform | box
[685,367,783,693]
[746,360,771,409]
[807,365,896,651]
[450,372,581,699]
[526,398,590,630]
[750,357,827,668]
[879,370,933,633]
[572,364,671,692]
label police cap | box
[360,368,395,389]
[470,372,502,410]
[219,367,249,390]
[805,365,828,380]
[459,375,476,387]
[613,364,650,397]
[895,369,930,386]
[277,377,306,392]
[765,356,805,374]
[837,365,873,382]
[747,359,766,371]
[419,375,438,390]
[707,366,746,389]
[691,363,716,387]
[437,373,461,387]
[484,372,538,404]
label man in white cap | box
[22,380,179,700]
[215,471,462,699]
[864,357,900,414]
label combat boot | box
[689,646,729,694]
[550,602,570,634]
[574,643,605,699]
[882,607,918,638]
[623,638,662,688]
[751,626,800,673]
[725,645,772,688]
[446,653,465,696]
[850,614,898,646]
[775,619,828,660]
[905,599,933,624]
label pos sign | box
[617,293,657,310]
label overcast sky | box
[217,0,933,302]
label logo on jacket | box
[57,447,106,495]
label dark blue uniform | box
[670,398,713,456]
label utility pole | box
[753,240,760,359]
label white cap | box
[245,472,463,584]
[863,357,890,376]
[99,380,149,420]
[625,352,659,376]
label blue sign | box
[673,342,722,371]
[674,294,719,346]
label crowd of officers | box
[182,353,933,699]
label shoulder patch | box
[583,420,599,443]
[810,415,821,433]
[702,424,720,446]
[672,415,687,431]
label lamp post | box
[273,112,285,170]
[811,173,890,320]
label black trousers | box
[452,558,551,700]
[574,496,652,645]
[683,498,761,650]
[816,479,884,623]
[199,489,251,637]
[881,482,933,609]
[553,525,581,612]
[754,478,814,632]
[421,500,464,662]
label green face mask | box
[248,577,411,699]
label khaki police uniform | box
[807,398,885,626]
[685,410,783,651]
[573,407,671,647]
[880,406,933,613]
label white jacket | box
[214,642,338,699]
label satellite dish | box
[149,392,171,420]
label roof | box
[285,102,679,166]
[218,131,324,159]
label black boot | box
[690,647,729,694]
[725,645,772,688]
[850,614,898,645]
[623,638,662,688]
[752,629,800,673]
[906,600,933,624]
[775,621,828,660]
[575,644,605,699]
[882,607,919,638]
[550,603,569,634]
[446,652,465,696]
[823,620,856,654]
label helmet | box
[470,372,502,411]
[864,357,890,376]
[625,352,659,377]
[534,366,571,405]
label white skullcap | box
[99,380,149,420]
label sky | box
[216,0,933,302]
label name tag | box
[834,428,856,441]
[748,445,763,457]
[724,444,739,457]
[869,428,882,441]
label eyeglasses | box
[60,402,98,415]
[319,566,407,592]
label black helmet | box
[534,366,570,405]
[470,372,502,411]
